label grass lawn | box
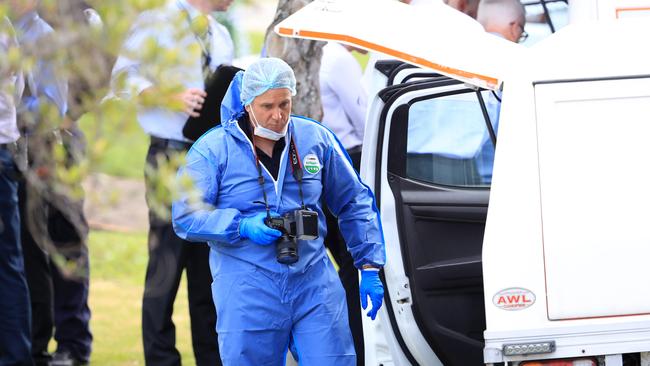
[85,230,197,365]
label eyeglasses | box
[517,23,529,43]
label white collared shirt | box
[110,0,234,141]
[0,17,22,144]
[319,42,367,150]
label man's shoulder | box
[292,115,322,129]
[190,125,230,153]
[19,15,55,44]
[196,124,227,141]
[0,19,13,49]
[210,16,231,34]
[292,116,335,139]
[34,16,55,35]
[131,4,178,31]
[21,16,56,50]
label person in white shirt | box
[110,1,234,364]
[319,42,367,169]
[0,15,32,366]
[406,0,525,186]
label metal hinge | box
[394,278,411,305]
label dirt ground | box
[83,173,149,232]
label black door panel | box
[417,255,482,282]
[410,206,488,222]
[388,174,487,365]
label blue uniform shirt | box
[15,11,68,119]
[172,115,386,275]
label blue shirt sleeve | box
[172,143,243,244]
[21,24,68,118]
[35,57,68,118]
[321,130,386,268]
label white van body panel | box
[482,18,650,363]
[536,78,650,320]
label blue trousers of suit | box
[0,147,32,366]
[212,255,356,366]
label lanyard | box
[288,135,306,209]
[175,0,212,70]
[251,126,307,219]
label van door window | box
[406,90,500,187]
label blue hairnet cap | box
[241,58,297,106]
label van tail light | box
[521,358,597,366]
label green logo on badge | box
[303,154,321,174]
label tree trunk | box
[264,0,324,120]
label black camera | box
[265,209,319,264]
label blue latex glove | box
[239,212,282,246]
[360,269,384,320]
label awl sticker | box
[493,287,536,311]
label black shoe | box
[49,351,89,366]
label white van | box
[277,1,650,365]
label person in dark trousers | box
[9,1,93,364]
[46,4,102,365]
[0,15,33,366]
[110,0,235,364]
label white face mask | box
[249,108,288,141]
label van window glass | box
[406,90,500,187]
[521,2,568,45]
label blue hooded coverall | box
[172,78,385,365]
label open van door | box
[362,68,500,365]
[360,59,503,364]
[275,0,521,90]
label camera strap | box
[251,124,307,218]
[288,136,307,210]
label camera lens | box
[276,234,298,264]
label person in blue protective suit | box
[172,57,386,366]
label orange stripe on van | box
[277,27,499,89]
[616,7,650,18]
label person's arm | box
[172,143,244,244]
[109,14,158,101]
[322,129,386,320]
[327,52,368,141]
[0,19,22,101]
[30,35,69,118]
[321,129,385,269]
[0,31,10,80]
[110,14,206,117]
